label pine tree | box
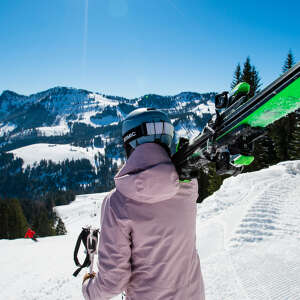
[250,65,261,96]
[0,199,9,239]
[229,58,266,171]
[196,169,210,203]
[207,165,227,196]
[55,217,67,235]
[240,57,261,97]
[7,198,28,239]
[282,49,295,73]
[231,63,242,89]
[283,50,299,160]
[245,135,277,172]
[33,206,55,237]
[288,111,300,160]
[269,117,291,161]
[241,57,252,84]
[269,50,298,162]
[231,57,261,97]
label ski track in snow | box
[198,161,300,300]
[230,174,300,247]
[1,162,300,299]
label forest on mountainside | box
[0,151,118,239]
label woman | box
[82,108,205,300]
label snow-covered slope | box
[8,143,105,168]
[1,161,300,299]
[197,161,300,299]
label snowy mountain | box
[1,161,300,300]
[0,87,216,155]
[0,86,216,199]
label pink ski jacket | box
[82,143,205,300]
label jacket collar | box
[116,143,172,177]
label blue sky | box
[0,0,299,98]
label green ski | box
[172,62,300,179]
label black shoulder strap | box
[73,228,91,277]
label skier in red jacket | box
[25,228,37,242]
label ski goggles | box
[123,121,174,144]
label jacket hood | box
[114,143,179,203]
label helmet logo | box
[124,131,136,143]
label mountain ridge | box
[0,86,213,101]
[0,86,216,155]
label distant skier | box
[24,228,37,242]
[82,108,205,300]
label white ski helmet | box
[122,108,174,157]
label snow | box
[193,101,215,115]
[174,123,200,141]
[90,115,119,126]
[79,111,119,128]
[88,93,119,108]
[196,161,300,299]
[9,143,105,168]
[1,161,300,299]
[1,89,215,146]
[0,122,17,136]
[36,125,69,137]
[0,88,123,136]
